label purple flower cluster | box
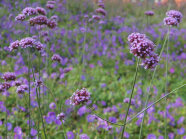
[90,0,106,22]
[145,11,154,16]
[70,88,91,105]
[22,7,38,16]
[9,37,44,52]
[2,72,16,81]
[51,54,62,63]
[36,7,47,15]
[164,10,183,26]
[15,14,26,21]
[16,85,28,94]
[46,1,56,9]
[29,15,48,26]
[57,112,65,120]
[128,32,159,69]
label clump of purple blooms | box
[128,32,159,69]
[145,11,154,16]
[70,88,91,105]
[164,10,183,26]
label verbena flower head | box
[142,53,159,69]
[51,54,62,63]
[166,10,183,23]
[2,82,11,90]
[57,112,65,120]
[9,40,20,51]
[2,72,16,81]
[50,15,58,21]
[70,88,91,105]
[22,7,38,16]
[164,17,178,26]
[47,19,57,29]
[92,15,101,21]
[36,7,47,15]
[128,32,146,44]
[98,2,105,9]
[145,11,154,16]
[34,80,43,87]
[15,14,26,21]
[14,81,22,86]
[130,39,155,59]
[16,85,28,94]
[29,15,48,26]
[34,41,44,51]
[47,0,56,4]
[96,8,107,16]
[20,37,35,48]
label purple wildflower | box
[22,7,38,16]
[79,134,90,139]
[2,72,16,81]
[166,10,183,23]
[70,88,91,105]
[123,98,135,105]
[49,102,56,109]
[57,112,65,120]
[145,11,154,16]
[177,127,185,135]
[96,8,107,16]
[20,37,35,48]
[147,134,156,139]
[31,128,37,136]
[16,85,28,94]
[36,7,47,15]
[142,53,159,69]
[164,17,178,26]
[47,19,57,29]
[51,54,62,63]
[29,15,48,26]
[15,14,26,21]
[67,131,75,139]
[9,40,20,51]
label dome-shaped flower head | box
[34,41,44,51]
[22,7,38,16]
[34,80,43,87]
[15,14,26,21]
[47,19,57,29]
[57,112,65,120]
[123,98,135,105]
[47,0,56,4]
[20,37,35,48]
[51,54,62,63]
[29,15,48,26]
[70,88,91,105]
[31,128,37,136]
[14,81,22,86]
[9,40,20,51]
[98,2,105,9]
[2,72,16,81]
[166,10,183,23]
[145,11,154,16]
[16,85,28,94]
[128,32,146,44]
[50,15,58,21]
[164,17,178,26]
[63,67,73,73]
[36,7,47,15]
[130,39,155,59]
[142,53,159,69]
[0,84,5,92]
[92,15,101,21]
[2,82,11,90]
[96,8,107,16]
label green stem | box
[139,29,169,139]
[28,48,31,138]
[31,66,47,139]
[165,27,170,139]
[82,22,87,68]
[5,96,8,139]
[120,58,140,139]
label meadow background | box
[0,0,185,138]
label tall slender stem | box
[28,48,31,138]
[82,22,87,68]
[31,66,47,139]
[120,58,140,139]
[138,29,169,139]
[165,27,170,139]
[5,96,8,139]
